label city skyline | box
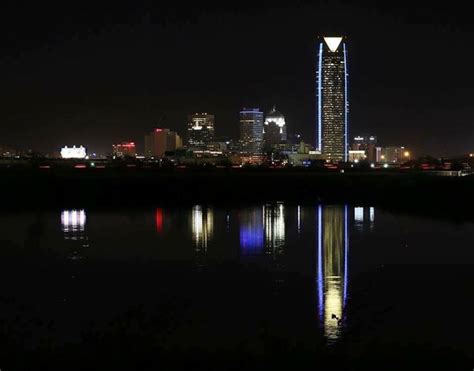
[0,2,473,157]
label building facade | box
[263,106,287,150]
[112,142,136,158]
[187,113,215,147]
[316,37,349,162]
[352,135,377,163]
[239,108,264,153]
[144,128,183,158]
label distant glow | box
[354,207,364,222]
[323,37,343,52]
[404,151,410,157]
[155,208,163,233]
[61,146,86,159]
[383,163,388,168]
[370,163,375,168]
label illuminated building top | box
[323,37,343,52]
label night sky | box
[1,1,473,156]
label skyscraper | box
[263,106,287,149]
[316,37,349,162]
[239,108,264,152]
[187,113,215,147]
[144,128,183,158]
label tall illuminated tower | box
[239,108,264,153]
[316,36,349,161]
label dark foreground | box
[1,168,473,220]
[0,256,472,370]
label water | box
[0,204,473,365]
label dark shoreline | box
[1,168,473,222]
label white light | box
[354,207,364,222]
[61,209,86,232]
[370,163,375,168]
[383,164,388,168]
[323,37,343,52]
[370,207,375,223]
[61,146,87,159]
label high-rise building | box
[112,142,136,158]
[263,106,287,149]
[316,37,349,162]
[144,128,183,158]
[380,146,410,163]
[351,135,377,163]
[239,108,264,152]
[187,113,215,147]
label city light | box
[61,145,86,159]
[323,37,343,52]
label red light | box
[74,164,87,169]
[155,208,163,233]
[155,128,162,132]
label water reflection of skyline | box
[239,207,264,255]
[191,205,214,252]
[317,205,349,343]
[354,206,375,231]
[61,209,89,258]
[264,203,285,258]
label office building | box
[316,37,349,161]
[348,150,366,162]
[381,146,410,163]
[239,108,264,152]
[187,113,215,147]
[144,128,183,158]
[112,142,136,158]
[263,106,287,149]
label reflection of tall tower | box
[264,203,285,258]
[239,207,264,256]
[191,205,214,252]
[317,205,349,342]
